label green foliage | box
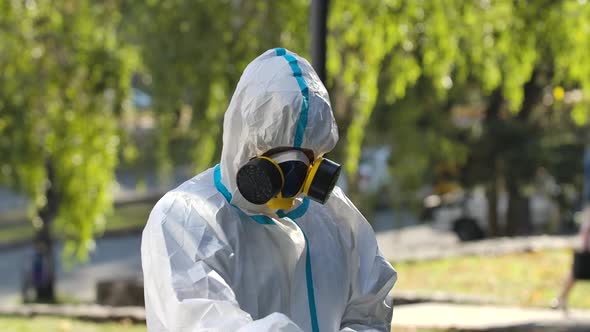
[125,0,309,175]
[0,1,137,259]
[328,0,590,196]
[2,0,590,256]
[328,0,416,179]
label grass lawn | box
[0,316,146,332]
[393,250,590,309]
[0,203,153,245]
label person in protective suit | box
[141,48,397,332]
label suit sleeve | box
[141,193,303,332]
[331,189,397,332]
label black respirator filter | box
[236,153,341,206]
[236,157,283,205]
[304,158,341,204]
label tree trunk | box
[503,70,541,236]
[483,88,503,236]
[310,0,329,84]
[505,176,531,236]
[32,161,59,303]
[486,181,499,236]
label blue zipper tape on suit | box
[275,48,309,148]
[296,222,320,332]
[304,236,319,332]
[214,163,318,331]
[216,48,318,331]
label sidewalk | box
[4,301,590,331]
[376,224,577,262]
[392,302,590,331]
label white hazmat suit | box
[141,48,397,332]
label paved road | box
[0,209,431,305]
[0,235,142,305]
[0,208,573,306]
[0,166,193,223]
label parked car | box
[420,186,559,241]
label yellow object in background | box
[553,86,565,102]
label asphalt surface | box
[0,209,426,305]
[0,208,571,307]
[0,235,143,305]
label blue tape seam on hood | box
[214,164,233,202]
[274,48,319,332]
[220,48,317,328]
[275,48,309,148]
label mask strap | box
[268,149,310,165]
[302,158,324,195]
[258,156,285,188]
[267,192,296,210]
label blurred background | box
[2,0,590,331]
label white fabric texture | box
[142,48,397,332]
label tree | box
[120,0,590,236]
[0,1,136,302]
[124,0,308,178]
[327,0,590,233]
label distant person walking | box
[552,145,590,311]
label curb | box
[0,291,495,323]
[392,302,590,332]
[387,235,578,263]
[0,304,145,323]
[393,290,500,306]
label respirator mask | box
[236,149,341,210]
